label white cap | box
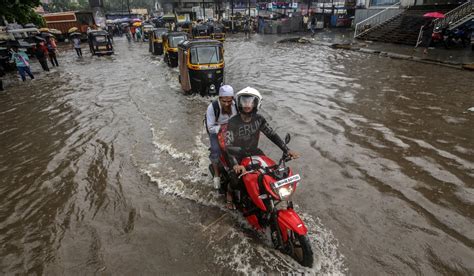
[219,85,234,97]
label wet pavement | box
[295,29,474,67]
[0,31,473,275]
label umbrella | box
[34,36,46,42]
[68,27,79,33]
[121,22,130,27]
[24,23,36,28]
[423,12,445,18]
[40,32,54,38]
[132,18,142,22]
[39,27,50,32]
[69,32,81,37]
[132,22,142,27]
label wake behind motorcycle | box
[210,129,314,267]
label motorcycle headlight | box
[210,84,215,91]
[271,174,300,201]
[277,184,294,200]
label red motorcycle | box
[210,126,314,267]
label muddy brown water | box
[0,33,472,275]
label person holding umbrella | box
[45,36,59,67]
[34,40,50,71]
[419,12,444,54]
[70,33,83,57]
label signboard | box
[260,2,298,10]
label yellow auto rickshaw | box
[149,27,168,55]
[210,22,226,42]
[162,31,189,67]
[178,39,224,96]
[192,23,212,39]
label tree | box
[0,0,45,26]
[44,0,89,13]
[103,0,154,13]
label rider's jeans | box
[209,133,220,164]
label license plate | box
[99,46,107,50]
[273,174,301,188]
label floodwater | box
[0,33,473,275]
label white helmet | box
[235,87,263,114]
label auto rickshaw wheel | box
[164,54,169,64]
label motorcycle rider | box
[206,85,238,189]
[225,87,299,176]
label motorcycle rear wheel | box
[285,232,313,268]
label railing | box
[354,2,401,39]
[414,26,425,48]
[434,0,474,29]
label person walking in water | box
[35,41,50,72]
[46,37,59,67]
[310,13,317,37]
[11,45,35,81]
[72,36,82,57]
[0,64,5,91]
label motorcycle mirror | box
[226,146,242,155]
[284,133,291,144]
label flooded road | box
[0,33,473,275]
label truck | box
[42,11,95,40]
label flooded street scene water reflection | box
[0,32,473,275]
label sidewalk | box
[302,29,474,70]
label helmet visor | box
[239,95,257,109]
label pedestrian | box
[71,36,82,57]
[303,14,309,32]
[131,25,136,41]
[0,64,5,91]
[258,16,265,33]
[421,20,434,54]
[243,19,250,38]
[310,14,317,37]
[10,45,34,81]
[46,37,59,67]
[34,42,50,71]
[136,27,142,42]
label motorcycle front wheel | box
[285,232,313,268]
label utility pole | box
[203,0,206,19]
[248,0,251,17]
[231,0,234,31]
[127,0,131,15]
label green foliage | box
[104,0,153,13]
[0,0,43,25]
[45,0,89,12]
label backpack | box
[204,100,238,134]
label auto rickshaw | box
[162,31,188,67]
[142,24,155,42]
[176,21,192,34]
[192,23,212,39]
[177,39,224,96]
[149,28,168,55]
[210,22,226,42]
[87,30,113,56]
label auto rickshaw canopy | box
[178,39,223,65]
[162,31,189,48]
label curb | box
[329,43,474,71]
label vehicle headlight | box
[275,184,294,201]
[271,174,300,201]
